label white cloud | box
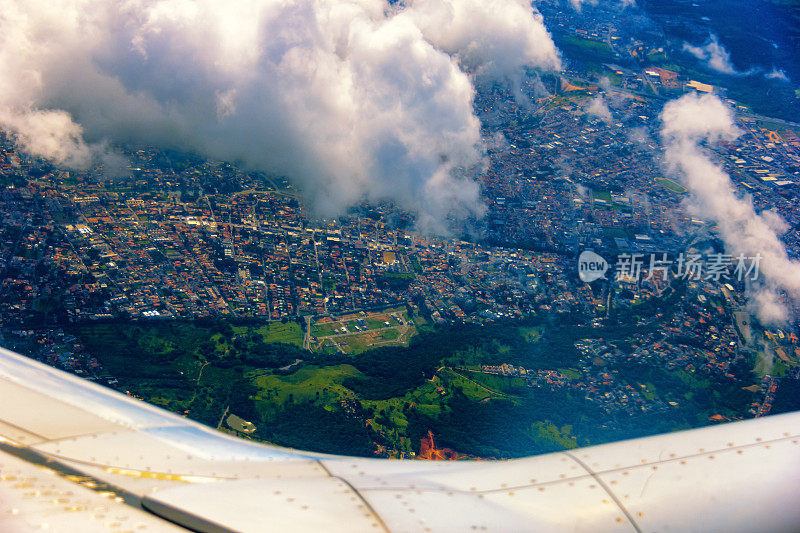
[682,35,738,75]
[585,95,613,125]
[0,0,560,233]
[568,0,634,11]
[765,68,789,82]
[569,0,597,12]
[660,93,800,324]
[407,0,561,75]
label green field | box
[519,325,543,343]
[559,34,613,55]
[310,308,415,355]
[655,177,688,194]
[559,368,582,380]
[70,310,765,459]
[253,364,362,407]
[235,321,303,347]
[593,190,612,202]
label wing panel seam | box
[317,460,392,533]
[565,451,643,533]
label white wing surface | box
[1,346,799,532]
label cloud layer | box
[682,35,738,75]
[0,0,560,232]
[660,93,800,323]
[585,95,613,125]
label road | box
[303,315,312,351]
[445,368,516,398]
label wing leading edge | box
[0,346,799,532]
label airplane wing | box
[1,345,799,532]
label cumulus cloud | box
[626,126,651,145]
[682,35,738,75]
[484,131,509,151]
[569,0,597,12]
[0,0,560,233]
[568,0,634,11]
[660,93,800,324]
[407,0,560,75]
[765,68,789,82]
[585,95,613,125]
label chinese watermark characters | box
[613,253,761,283]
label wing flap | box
[0,377,125,441]
[142,478,386,533]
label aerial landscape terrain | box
[1,0,799,461]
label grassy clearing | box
[519,326,543,343]
[655,177,688,194]
[257,321,304,346]
[559,368,582,380]
[311,308,415,354]
[253,364,362,406]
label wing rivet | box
[737,450,743,454]
[616,517,624,523]
[756,438,762,442]
[679,461,686,464]
[538,487,545,491]
[637,512,644,517]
